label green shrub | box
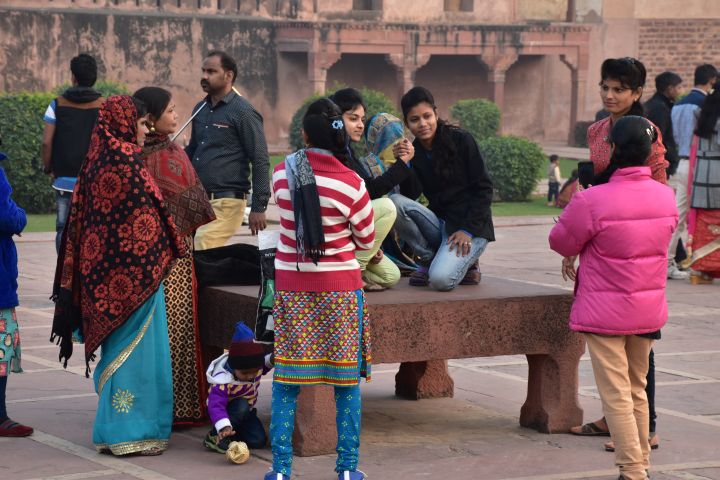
[479,135,546,202]
[288,87,399,158]
[450,99,501,143]
[0,92,56,213]
[53,79,129,97]
[573,120,593,148]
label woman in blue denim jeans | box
[390,87,495,291]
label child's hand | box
[217,426,236,442]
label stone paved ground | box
[4,209,720,480]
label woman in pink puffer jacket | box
[549,116,678,480]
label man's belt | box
[209,191,247,200]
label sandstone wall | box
[0,8,280,146]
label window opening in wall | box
[444,0,473,12]
[198,0,202,8]
[236,0,240,11]
[353,0,382,10]
[217,0,223,8]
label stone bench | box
[198,276,584,456]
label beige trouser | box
[356,197,400,288]
[668,158,689,262]
[193,198,246,251]
[585,333,653,480]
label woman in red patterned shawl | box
[133,87,215,425]
[52,95,186,456]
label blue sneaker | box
[264,472,290,480]
[338,471,367,480]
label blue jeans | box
[390,194,489,291]
[216,398,267,449]
[55,190,71,254]
[270,383,361,476]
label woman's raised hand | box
[393,138,414,164]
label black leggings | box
[0,375,7,420]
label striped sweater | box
[272,149,375,292]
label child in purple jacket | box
[203,322,272,454]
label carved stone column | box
[386,53,431,100]
[478,51,519,113]
[307,51,342,94]
[561,50,589,144]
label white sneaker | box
[667,264,689,280]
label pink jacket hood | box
[548,166,678,335]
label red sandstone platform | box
[199,276,584,456]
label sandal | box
[569,420,610,436]
[362,278,386,292]
[0,418,33,437]
[605,432,659,452]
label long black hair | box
[303,98,350,165]
[329,88,365,114]
[132,87,171,122]
[695,81,720,140]
[600,57,647,117]
[594,115,657,184]
[400,86,460,180]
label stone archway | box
[326,53,399,103]
[414,55,490,120]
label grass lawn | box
[25,214,55,233]
[492,195,560,217]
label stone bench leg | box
[395,360,454,400]
[293,385,337,456]
[520,353,583,433]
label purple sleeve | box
[207,385,230,426]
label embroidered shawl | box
[141,134,215,236]
[587,116,669,184]
[362,113,405,178]
[51,95,187,370]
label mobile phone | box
[577,161,595,189]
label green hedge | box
[289,87,399,158]
[0,92,56,213]
[450,99,501,143]
[479,135,546,202]
[0,81,128,213]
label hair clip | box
[331,119,344,130]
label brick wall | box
[638,19,720,96]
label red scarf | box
[52,96,186,371]
[141,134,215,236]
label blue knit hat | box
[228,322,265,370]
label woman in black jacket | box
[329,88,414,291]
[391,86,494,290]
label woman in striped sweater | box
[266,98,375,480]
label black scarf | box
[286,149,324,265]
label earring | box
[148,123,156,133]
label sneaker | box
[338,471,367,480]
[667,263,689,280]
[203,432,229,454]
[0,418,33,437]
[409,267,429,287]
[264,472,290,480]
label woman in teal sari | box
[52,95,186,456]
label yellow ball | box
[226,441,250,464]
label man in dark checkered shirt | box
[186,50,270,250]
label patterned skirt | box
[0,308,21,376]
[164,251,207,425]
[273,290,371,386]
